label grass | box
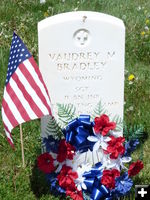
[0,0,150,199]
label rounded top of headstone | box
[38,11,125,31]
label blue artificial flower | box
[46,173,66,195]
[42,135,59,153]
[124,139,139,157]
[113,172,133,197]
[63,115,95,152]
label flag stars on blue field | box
[6,33,31,85]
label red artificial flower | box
[101,169,120,189]
[57,139,75,163]
[106,136,125,159]
[94,114,116,136]
[37,152,55,174]
[66,188,83,200]
[128,160,144,177]
[57,165,78,190]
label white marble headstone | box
[38,11,125,138]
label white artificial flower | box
[101,154,132,171]
[75,163,92,191]
[101,154,117,169]
[56,152,92,191]
[87,134,111,151]
[55,152,88,173]
[110,156,132,171]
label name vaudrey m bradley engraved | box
[48,51,115,71]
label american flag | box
[1,32,52,148]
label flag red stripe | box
[29,57,52,115]
[12,72,44,118]
[19,62,51,114]
[3,123,13,138]
[2,99,18,128]
[3,123,14,148]
[6,82,31,122]
[7,137,14,148]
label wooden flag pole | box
[20,124,25,167]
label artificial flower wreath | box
[37,114,143,200]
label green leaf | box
[92,100,107,119]
[111,115,123,131]
[123,124,145,142]
[46,116,63,139]
[57,103,76,126]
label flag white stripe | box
[3,89,24,125]
[16,68,49,115]
[1,107,13,132]
[9,78,38,119]
[24,59,51,107]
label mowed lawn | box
[0,0,150,199]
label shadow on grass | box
[30,157,63,199]
[30,160,51,198]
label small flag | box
[1,32,52,148]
